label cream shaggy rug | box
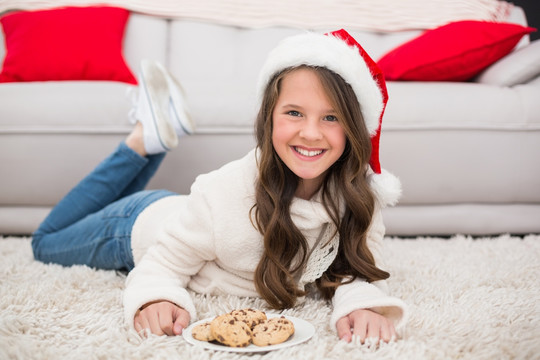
[1,235,539,360]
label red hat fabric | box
[329,29,387,175]
[256,29,401,206]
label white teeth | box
[295,147,323,157]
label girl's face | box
[272,68,347,199]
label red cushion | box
[0,6,137,84]
[377,21,536,82]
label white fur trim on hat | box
[256,31,384,136]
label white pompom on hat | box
[256,29,401,207]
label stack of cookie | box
[191,308,295,348]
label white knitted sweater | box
[124,149,407,332]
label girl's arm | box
[330,208,408,342]
[123,187,216,335]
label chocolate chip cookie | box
[251,316,295,347]
[229,308,267,328]
[191,321,214,342]
[210,314,253,347]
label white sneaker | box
[154,62,196,136]
[131,60,179,154]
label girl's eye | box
[287,110,301,117]
[324,115,338,122]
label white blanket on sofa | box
[0,0,513,31]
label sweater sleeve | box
[123,181,216,331]
[329,208,408,332]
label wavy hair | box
[251,65,389,309]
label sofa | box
[1,3,539,236]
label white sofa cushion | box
[476,40,540,86]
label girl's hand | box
[134,300,191,336]
[336,309,396,344]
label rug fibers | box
[0,235,539,360]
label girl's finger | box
[173,308,191,335]
[365,316,382,344]
[158,309,175,336]
[147,308,165,336]
[352,314,368,343]
[380,320,396,343]
[135,314,151,337]
[335,317,352,342]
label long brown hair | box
[251,65,389,309]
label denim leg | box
[119,152,165,198]
[35,142,150,235]
[32,142,174,270]
[32,190,175,271]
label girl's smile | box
[272,67,347,199]
[292,146,325,159]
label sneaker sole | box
[140,61,178,150]
[164,69,196,135]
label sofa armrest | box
[475,39,540,87]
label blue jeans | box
[32,142,176,271]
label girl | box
[32,29,407,344]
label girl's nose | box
[299,118,323,141]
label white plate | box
[183,314,315,353]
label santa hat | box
[256,29,401,207]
